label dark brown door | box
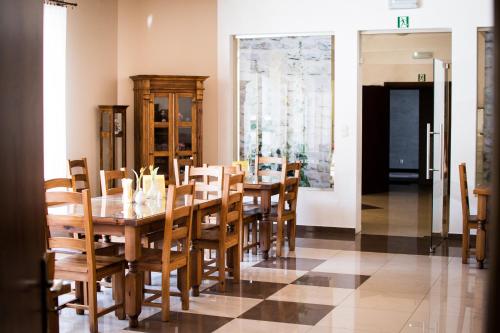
[0,1,45,332]
[362,86,390,194]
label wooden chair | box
[459,163,486,266]
[68,158,90,192]
[270,162,301,257]
[184,165,224,199]
[45,251,71,333]
[45,189,126,333]
[44,178,120,256]
[255,156,283,177]
[140,182,195,321]
[173,157,194,186]
[194,173,244,291]
[225,164,260,258]
[100,168,126,196]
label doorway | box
[360,32,451,242]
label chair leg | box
[143,239,152,285]
[47,293,59,333]
[252,221,258,255]
[179,265,190,310]
[217,246,226,292]
[193,248,203,296]
[476,221,486,269]
[232,245,240,282]
[75,281,84,315]
[462,224,469,264]
[114,271,126,320]
[288,219,296,251]
[161,270,170,322]
[276,220,284,257]
[87,279,98,333]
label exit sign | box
[398,16,410,29]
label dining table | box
[243,176,281,259]
[47,176,282,326]
[473,185,491,267]
[48,193,222,328]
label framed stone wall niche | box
[477,28,494,186]
[236,34,335,189]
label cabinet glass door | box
[175,94,196,157]
[150,94,172,177]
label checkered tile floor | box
[58,236,487,333]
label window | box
[238,35,334,188]
[43,4,67,179]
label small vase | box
[146,177,158,200]
[134,189,145,205]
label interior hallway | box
[362,184,432,237]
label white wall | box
[116,0,218,172]
[66,0,118,195]
[218,0,494,233]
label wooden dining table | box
[48,176,281,326]
[49,193,221,327]
[473,185,491,267]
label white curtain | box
[43,4,67,179]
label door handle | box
[426,123,441,180]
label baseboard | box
[296,225,356,240]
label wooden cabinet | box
[130,75,208,183]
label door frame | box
[358,29,452,237]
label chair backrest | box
[277,162,301,218]
[220,173,244,242]
[184,165,224,199]
[162,182,195,265]
[45,189,96,277]
[45,178,73,206]
[173,157,194,186]
[255,156,283,177]
[100,168,126,196]
[459,163,471,221]
[232,160,249,175]
[68,158,90,193]
[224,164,243,175]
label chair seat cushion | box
[137,248,186,272]
[243,207,262,223]
[269,206,295,221]
[198,227,238,243]
[55,253,124,279]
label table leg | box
[125,226,142,327]
[476,195,487,268]
[259,191,272,260]
[190,210,202,296]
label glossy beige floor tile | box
[340,289,424,312]
[214,318,311,333]
[307,326,374,333]
[403,308,484,333]
[169,293,261,318]
[312,251,393,275]
[240,266,308,284]
[284,247,340,260]
[358,273,435,296]
[267,284,353,306]
[315,306,412,333]
[59,288,158,333]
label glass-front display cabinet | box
[130,75,208,183]
[99,105,128,171]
